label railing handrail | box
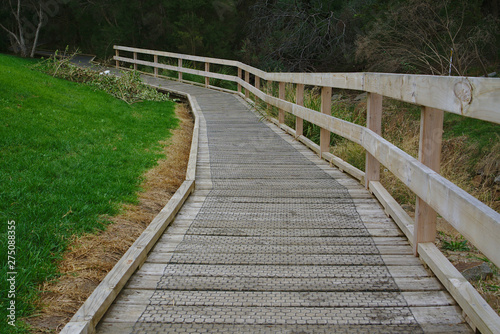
[114,45,500,124]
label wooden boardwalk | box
[96,79,472,333]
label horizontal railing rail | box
[113,45,500,333]
[114,45,500,123]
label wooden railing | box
[113,45,500,333]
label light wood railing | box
[113,45,500,333]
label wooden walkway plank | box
[93,78,472,333]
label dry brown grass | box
[25,104,193,333]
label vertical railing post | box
[178,58,183,81]
[365,93,383,188]
[278,82,285,124]
[296,84,304,138]
[133,52,137,71]
[320,86,332,156]
[115,48,119,69]
[414,106,444,255]
[237,68,242,94]
[245,71,250,99]
[266,80,272,114]
[254,76,260,103]
[205,62,210,88]
[154,55,158,77]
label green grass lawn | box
[0,54,177,332]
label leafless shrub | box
[355,0,499,75]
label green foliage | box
[0,54,177,331]
[1,0,497,76]
[442,240,470,252]
[34,52,171,104]
[444,114,500,153]
[242,0,499,74]
[473,255,492,263]
[484,283,499,292]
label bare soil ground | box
[25,104,193,333]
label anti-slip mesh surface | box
[131,90,423,333]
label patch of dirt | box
[25,104,194,333]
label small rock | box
[353,92,367,101]
[331,94,342,101]
[401,204,413,212]
[455,262,493,281]
[494,175,500,184]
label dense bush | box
[356,0,500,75]
[244,0,499,75]
[34,53,171,104]
[2,0,497,75]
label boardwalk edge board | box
[369,181,415,245]
[418,243,500,334]
[60,89,201,334]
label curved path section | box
[97,79,472,333]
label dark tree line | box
[243,0,499,75]
[0,0,252,60]
[1,0,498,75]
[0,0,45,58]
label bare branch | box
[0,22,21,46]
[30,2,43,58]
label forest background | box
[1,0,499,76]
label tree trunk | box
[14,0,28,57]
[30,5,44,58]
[1,0,45,58]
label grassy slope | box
[0,54,177,331]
